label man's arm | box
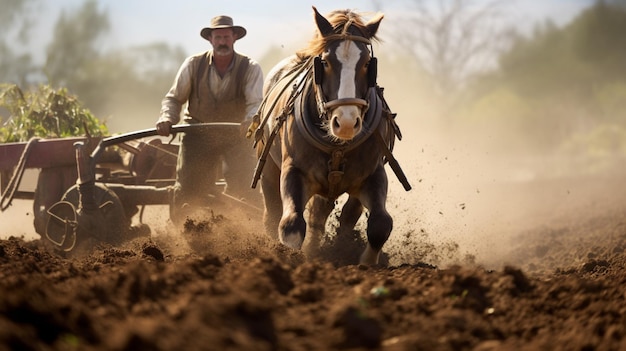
[242,60,264,124]
[156,56,195,135]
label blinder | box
[313,55,378,88]
[367,57,377,88]
[314,56,324,85]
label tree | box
[0,0,38,86]
[393,0,514,99]
[40,1,187,132]
[457,0,626,172]
[44,0,110,89]
[494,0,626,118]
[96,43,188,132]
[570,0,626,82]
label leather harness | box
[250,37,411,198]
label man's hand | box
[156,120,172,136]
[244,119,259,139]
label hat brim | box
[201,26,247,41]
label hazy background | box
[2,0,625,268]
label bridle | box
[250,22,411,196]
[312,32,378,122]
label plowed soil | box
[1,171,625,351]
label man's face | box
[209,28,236,56]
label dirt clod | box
[1,174,626,350]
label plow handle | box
[89,122,240,167]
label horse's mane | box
[295,9,381,63]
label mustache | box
[217,45,230,51]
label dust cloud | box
[0,200,38,240]
[0,170,40,241]
[381,77,625,270]
[2,65,622,271]
[2,7,624,271]
[1,103,622,270]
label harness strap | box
[250,53,411,194]
[250,59,314,188]
[299,86,382,154]
[251,109,289,189]
[250,57,314,147]
[327,149,345,199]
[324,33,372,45]
[374,131,412,191]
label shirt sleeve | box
[242,60,264,123]
[158,56,195,125]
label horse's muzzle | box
[325,98,369,140]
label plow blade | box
[46,201,78,252]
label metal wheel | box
[46,183,129,251]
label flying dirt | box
[1,148,625,350]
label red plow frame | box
[0,123,258,251]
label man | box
[156,15,263,222]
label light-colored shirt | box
[158,51,263,125]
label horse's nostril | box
[333,118,340,129]
[354,118,361,129]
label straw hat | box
[200,15,247,40]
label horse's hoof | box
[281,233,304,249]
[359,244,380,266]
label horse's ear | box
[312,6,334,37]
[365,13,384,38]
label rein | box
[299,83,382,199]
[295,83,381,155]
[250,57,315,188]
[314,90,369,122]
[250,31,411,195]
[314,33,373,120]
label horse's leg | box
[338,196,364,238]
[303,195,334,257]
[358,166,392,265]
[279,165,308,249]
[260,160,282,240]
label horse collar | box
[294,80,384,200]
[294,81,382,155]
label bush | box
[0,84,108,143]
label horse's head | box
[310,7,383,142]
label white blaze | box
[332,41,362,139]
[337,41,360,99]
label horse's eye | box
[361,61,369,73]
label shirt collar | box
[207,51,236,71]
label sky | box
[0,0,602,246]
[35,0,594,61]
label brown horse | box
[251,7,410,265]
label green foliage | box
[44,0,110,88]
[0,0,35,29]
[457,0,626,159]
[40,0,185,132]
[494,1,626,102]
[0,0,37,86]
[593,82,626,124]
[465,87,529,125]
[559,124,626,175]
[1,0,184,133]
[0,84,108,142]
[570,1,626,79]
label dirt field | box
[1,167,625,350]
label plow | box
[0,123,261,252]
